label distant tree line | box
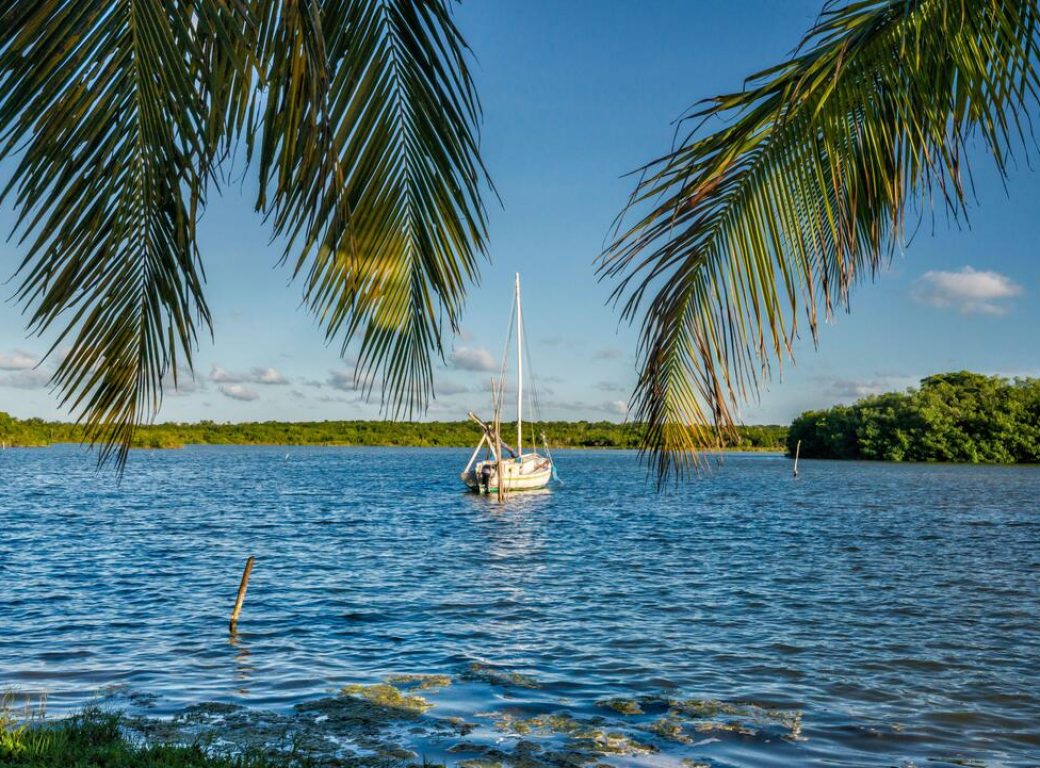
[0,414,787,452]
[787,372,1040,463]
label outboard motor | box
[479,465,492,494]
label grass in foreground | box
[0,708,299,768]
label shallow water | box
[1,446,1038,767]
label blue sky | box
[1,0,1037,425]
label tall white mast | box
[515,272,523,457]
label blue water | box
[1,446,1038,767]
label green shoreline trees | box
[0,413,786,452]
[5,371,1038,462]
[787,372,1040,464]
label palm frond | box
[0,0,486,466]
[0,0,249,467]
[253,0,489,417]
[600,0,1040,483]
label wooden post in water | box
[229,556,255,632]
[793,439,801,478]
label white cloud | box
[815,373,918,403]
[210,366,242,383]
[451,346,497,372]
[825,377,894,399]
[251,367,288,385]
[211,365,289,385]
[219,384,259,402]
[604,400,629,417]
[0,350,39,371]
[914,266,1023,315]
[0,369,51,390]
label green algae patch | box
[341,683,433,714]
[464,662,540,690]
[595,698,642,716]
[490,712,656,758]
[445,716,478,736]
[645,716,693,744]
[385,674,452,691]
[458,760,504,768]
[124,694,470,766]
[663,697,802,741]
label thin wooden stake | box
[229,556,255,632]
[793,439,801,478]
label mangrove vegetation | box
[0,412,787,452]
[787,372,1040,464]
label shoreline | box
[0,441,788,453]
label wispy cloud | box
[816,373,917,402]
[162,368,204,396]
[219,384,259,402]
[825,378,895,399]
[210,366,242,383]
[211,365,289,385]
[592,346,623,360]
[539,398,629,420]
[913,266,1023,315]
[0,350,39,371]
[435,379,469,396]
[0,369,51,390]
[450,346,497,372]
[317,393,354,404]
[327,369,376,393]
[252,367,288,385]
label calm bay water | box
[1,445,1038,767]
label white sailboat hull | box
[460,273,556,495]
[461,453,553,493]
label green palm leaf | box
[0,0,249,466]
[600,0,1040,483]
[253,0,489,416]
[0,0,487,466]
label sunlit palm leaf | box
[601,0,1040,483]
[0,0,486,466]
[253,0,489,416]
[0,1,249,466]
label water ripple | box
[1,446,1038,767]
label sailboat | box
[460,274,555,494]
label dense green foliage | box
[787,373,1040,463]
[0,709,288,768]
[0,412,786,452]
